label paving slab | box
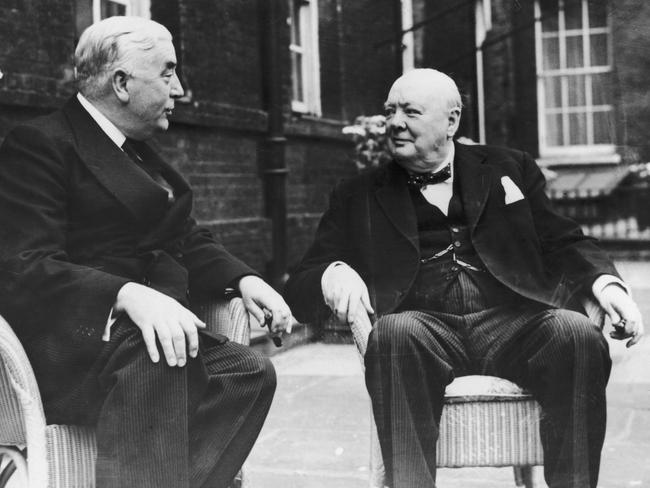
[247,326,650,487]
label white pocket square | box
[501,176,525,204]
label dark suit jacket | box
[284,143,619,322]
[0,96,254,362]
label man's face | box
[124,39,183,139]
[384,75,459,172]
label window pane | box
[590,34,608,66]
[588,0,607,28]
[540,0,559,32]
[544,76,563,108]
[290,1,302,45]
[566,35,584,68]
[591,73,611,106]
[567,74,586,106]
[593,110,614,144]
[543,36,560,70]
[101,0,127,18]
[568,112,588,144]
[291,51,304,102]
[564,0,582,30]
[545,113,564,146]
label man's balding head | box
[384,69,462,172]
[388,69,462,113]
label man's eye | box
[405,109,420,115]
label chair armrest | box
[0,315,47,447]
[194,298,251,346]
[348,309,373,358]
[580,295,606,329]
[0,314,49,487]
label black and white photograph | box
[0,1,648,487]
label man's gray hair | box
[398,68,463,112]
[74,16,171,99]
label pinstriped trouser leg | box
[365,310,470,488]
[94,319,276,488]
[189,337,276,488]
[478,308,611,488]
[365,272,610,488]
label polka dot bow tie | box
[407,163,452,188]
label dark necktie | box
[407,163,452,188]
[121,138,175,202]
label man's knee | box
[542,309,609,361]
[367,312,430,355]
[255,353,277,396]
[233,345,277,401]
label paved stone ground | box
[246,260,650,487]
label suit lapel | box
[374,162,419,253]
[62,97,190,226]
[455,143,492,233]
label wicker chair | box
[0,298,251,488]
[349,299,605,488]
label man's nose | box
[170,73,184,98]
[389,111,406,131]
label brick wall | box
[0,0,398,279]
[0,0,76,108]
[418,0,478,140]
[611,0,650,162]
[338,0,399,119]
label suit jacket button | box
[142,277,151,286]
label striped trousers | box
[40,317,276,488]
[365,269,611,488]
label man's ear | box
[112,69,130,103]
[447,107,461,139]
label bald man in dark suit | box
[284,69,644,488]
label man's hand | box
[597,284,644,347]
[238,275,294,334]
[321,262,374,324]
[115,282,206,366]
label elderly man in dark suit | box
[0,16,293,488]
[284,68,644,488]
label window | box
[289,0,321,116]
[76,0,150,38]
[535,0,616,161]
[93,0,150,22]
[401,0,415,72]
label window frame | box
[289,0,322,116]
[534,0,617,163]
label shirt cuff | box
[102,307,120,342]
[321,261,347,291]
[591,274,630,303]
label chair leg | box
[513,466,535,488]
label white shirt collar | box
[437,142,455,183]
[76,93,126,149]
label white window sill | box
[538,146,621,166]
